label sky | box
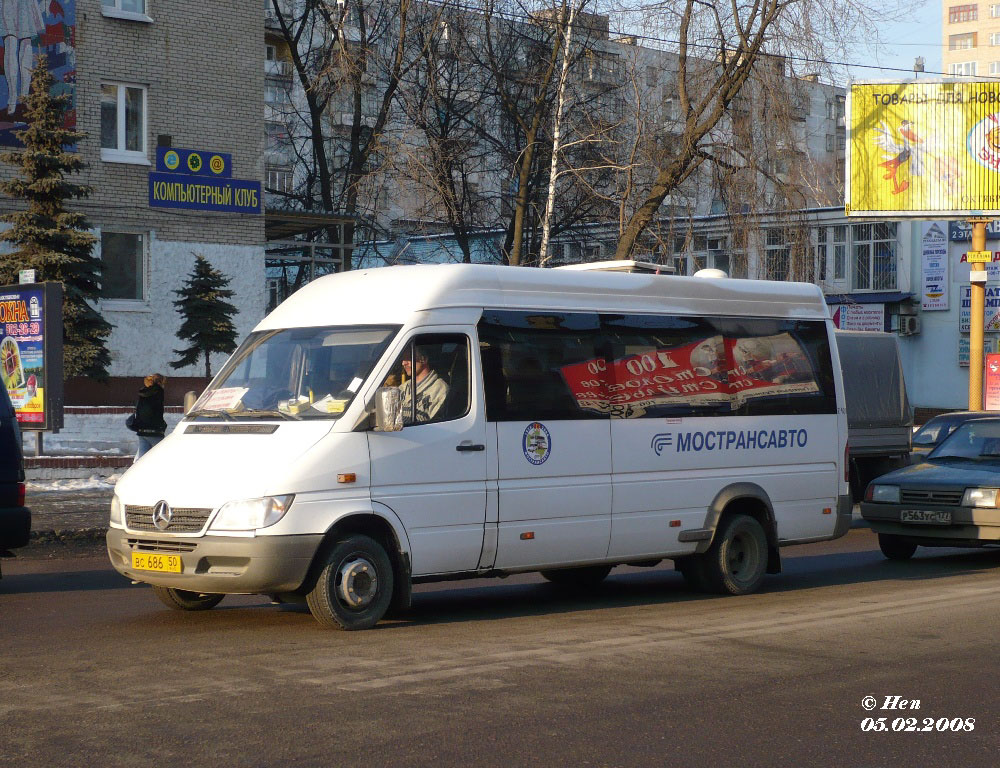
[848,1,943,81]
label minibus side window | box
[478,310,608,421]
[383,334,471,425]
[600,314,836,418]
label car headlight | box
[868,485,900,503]
[209,495,294,531]
[962,488,1000,508]
[110,495,122,525]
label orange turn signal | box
[520,531,535,540]
[822,507,832,515]
[669,520,681,527]
[337,473,356,484]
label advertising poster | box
[560,332,820,418]
[985,354,1000,410]
[921,222,949,310]
[0,282,62,429]
[958,336,998,367]
[847,81,1000,216]
[960,286,1000,332]
[832,304,886,331]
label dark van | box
[0,384,29,578]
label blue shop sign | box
[156,147,232,178]
[148,172,261,214]
[950,220,1000,242]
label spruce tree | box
[0,56,112,379]
[171,254,239,377]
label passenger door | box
[369,331,488,575]
[478,310,612,570]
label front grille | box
[125,505,213,533]
[127,538,198,553]
[900,489,964,506]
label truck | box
[835,330,913,502]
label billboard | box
[847,80,1000,216]
[0,282,63,430]
[0,1,76,148]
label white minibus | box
[106,264,850,629]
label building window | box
[833,225,847,280]
[991,32,1000,45]
[100,232,146,301]
[993,2,1000,14]
[950,61,978,76]
[266,166,294,194]
[949,4,978,23]
[852,222,897,291]
[764,228,790,281]
[101,0,149,18]
[950,32,977,49]
[265,83,291,106]
[825,134,835,152]
[100,83,146,162]
[991,61,1000,74]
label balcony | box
[265,59,293,78]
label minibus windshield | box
[190,325,399,421]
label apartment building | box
[942,1,1000,76]
[0,0,265,402]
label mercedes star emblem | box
[152,501,173,531]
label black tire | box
[306,534,394,630]
[540,565,613,587]
[699,513,769,595]
[152,585,225,611]
[878,533,917,561]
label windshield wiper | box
[186,409,236,421]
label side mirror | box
[374,386,403,432]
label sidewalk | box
[25,488,115,543]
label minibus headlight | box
[868,485,900,503]
[110,495,122,525]
[962,488,1000,508]
[210,495,295,531]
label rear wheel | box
[152,586,225,611]
[306,534,394,630]
[699,514,769,595]
[540,565,612,587]
[878,533,917,561]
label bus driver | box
[400,350,448,423]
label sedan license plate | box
[900,509,952,525]
[131,552,182,573]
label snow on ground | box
[26,474,122,493]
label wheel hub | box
[337,557,378,609]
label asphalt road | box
[2,530,999,767]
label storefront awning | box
[824,291,913,305]
[265,209,355,241]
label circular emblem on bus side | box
[522,422,551,465]
[152,500,173,531]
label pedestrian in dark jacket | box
[133,373,167,461]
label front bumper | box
[860,502,1000,542]
[106,527,324,594]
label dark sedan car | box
[862,417,1000,560]
[910,411,997,463]
[0,384,29,578]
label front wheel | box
[152,586,225,611]
[878,533,917,561]
[306,534,394,630]
[699,513,768,595]
[540,565,613,587]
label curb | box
[30,527,108,544]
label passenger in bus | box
[400,351,449,423]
